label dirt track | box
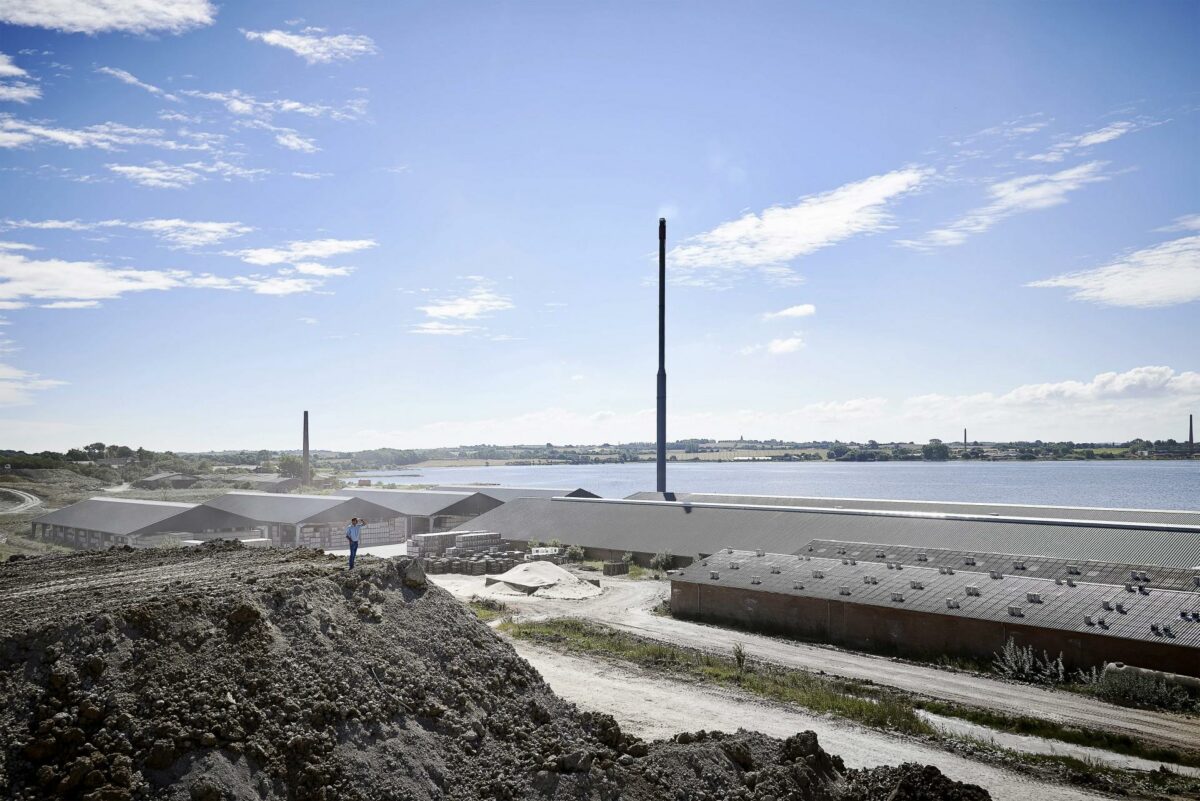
[0,488,41,514]
[431,573,1200,755]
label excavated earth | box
[0,543,991,801]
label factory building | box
[30,497,259,548]
[671,548,1200,677]
[132,472,199,490]
[219,473,302,493]
[341,489,503,536]
[431,485,600,502]
[454,496,1200,570]
[200,492,402,548]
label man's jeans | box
[348,540,359,569]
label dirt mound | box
[485,560,602,600]
[841,763,991,800]
[0,543,991,801]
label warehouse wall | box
[670,580,1199,677]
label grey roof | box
[341,488,501,517]
[138,472,196,483]
[432,485,599,502]
[33,497,256,537]
[627,492,1200,527]
[457,497,1200,571]
[202,492,397,526]
[675,549,1200,649]
[803,540,1200,593]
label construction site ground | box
[429,569,1200,791]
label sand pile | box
[0,542,990,801]
[484,560,602,600]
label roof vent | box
[1102,599,1114,610]
[964,556,977,566]
[836,547,847,555]
[910,580,925,590]
[1124,583,1135,592]
[792,581,804,590]
[725,548,734,554]
[1115,602,1127,613]
[939,566,955,575]
[1067,565,1080,575]
[755,548,765,557]
[1027,592,1042,603]
[989,571,1003,580]
[886,562,896,570]
[1193,575,1200,588]
[916,553,928,562]
[848,558,857,566]
[1138,586,1150,596]
[750,575,761,585]
[709,570,720,580]
[1150,623,1160,635]
[841,558,850,565]
[1055,578,1063,586]
[1163,624,1174,637]
[1012,560,1026,571]
[863,575,878,585]
[890,592,905,602]
[1066,577,1076,587]
[965,585,981,597]
[770,565,781,574]
[875,550,887,558]
[946,598,960,609]
[730,561,741,570]
[812,569,825,579]
[1097,617,1107,627]
[1084,615,1095,626]
[839,585,851,596]
[1008,605,1024,617]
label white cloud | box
[0,250,186,306]
[290,262,352,277]
[767,335,805,354]
[184,89,366,122]
[106,159,268,189]
[669,167,930,288]
[1026,121,1141,163]
[0,241,37,251]
[243,28,377,65]
[41,300,99,308]
[235,238,376,266]
[417,279,514,320]
[298,316,318,325]
[903,161,1109,249]
[762,303,815,320]
[274,130,318,153]
[1157,213,1200,233]
[0,114,207,151]
[0,362,64,406]
[410,321,477,336]
[0,53,27,79]
[0,83,41,103]
[0,0,216,34]
[3,217,253,248]
[1028,234,1200,308]
[96,66,179,102]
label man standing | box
[346,517,362,569]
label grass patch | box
[500,617,932,735]
[467,596,509,622]
[917,699,1200,768]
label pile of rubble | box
[0,542,990,800]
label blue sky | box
[0,0,1196,451]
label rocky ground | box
[0,543,989,800]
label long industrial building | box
[432,485,600,502]
[340,489,505,535]
[29,498,260,548]
[670,548,1200,676]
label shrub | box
[733,642,747,680]
[993,637,1064,684]
[564,544,585,562]
[547,538,563,549]
[1077,666,1195,711]
[649,551,673,571]
[527,539,541,550]
[621,551,634,564]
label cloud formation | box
[235,238,377,266]
[243,28,378,64]
[106,159,268,189]
[902,161,1109,249]
[762,304,815,320]
[417,279,514,320]
[184,89,366,122]
[1028,233,1200,308]
[0,114,212,152]
[0,361,65,406]
[1026,121,1141,163]
[2,217,253,249]
[96,66,179,102]
[0,52,40,104]
[0,0,216,34]
[669,167,930,288]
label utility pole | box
[657,218,668,494]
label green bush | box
[1076,666,1195,712]
[649,550,673,570]
[564,544,585,561]
[621,551,634,564]
[993,637,1064,684]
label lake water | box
[353,460,1200,510]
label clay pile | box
[483,560,602,600]
[0,542,990,801]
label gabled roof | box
[456,496,1200,570]
[625,491,1200,528]
[202,492,396,526]
[432,485,599,502]
[33,497,255,537]
[341,488,502,517]
[138,472,196,483]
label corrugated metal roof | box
[802,540,1200,592]
[32,497,255,537]
[432,485,599,502]
[457,497,1200,570]
[675,549,1200,648]
[202,492,396,526]
[341,489,500,517]
[627,492,1200,527]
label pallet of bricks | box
[409,531,458,559]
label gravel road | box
[430,572,1200,755]
[0,488,41,514]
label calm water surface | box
[354,460,1200,510]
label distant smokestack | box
[1190,413,1194,456]
[964,428,967,448]
[657,218,667,494]
[302,410,311,485]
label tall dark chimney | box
[963,428,967,448]
[302,410,311,485]
[1190,413,1194,457]
[656,218,667,494]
